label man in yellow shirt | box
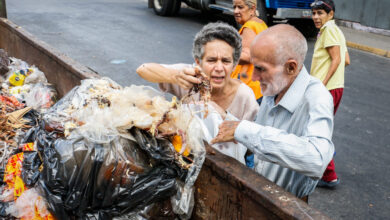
[310,0,350,188]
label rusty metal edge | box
[203,144,331,220]
[0,18,100,80]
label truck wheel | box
[257,0,269,24]
[171,0,181,15]
[152,0,181,16]
[289,19,318,38]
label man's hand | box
[211,121,241,144]
[175,67,207,90]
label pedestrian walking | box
[310,0,350,188]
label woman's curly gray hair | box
[192,22,242,66]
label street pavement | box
[5,0,390,219]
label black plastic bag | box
[0,201,12,219]
[22,109,40,127]
[32,126,180,220]
[0,168,5,186]
[21,151,41,187]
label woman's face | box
[197,39,235,90]
[233,0,255,25]
[312,9,334,29]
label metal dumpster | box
[0,17,330,220]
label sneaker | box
[317,178,340,188]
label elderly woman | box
[136,22,259,164]
[310,0,350,188]
[231,0,268,103]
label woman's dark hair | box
[311,0,335,13]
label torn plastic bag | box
[0,201,11,218]
[31,125,180,219]
[187,103,247,164]
[8,84,57,113]
[24,83,57,112]
[0,168,4,186]
[23,67,47,85]
[69,165,177,220]
[22,108,40,127]
[170,182,194,220]
[21,151,41,187]
[5,187,51,219]
[4,58,47,87]
[130,127,175,161]
[38,78,207,218]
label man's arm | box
[234,121,334,178]
[212,103,334,178]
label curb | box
[337,20,390,37]
[347,41,390,58]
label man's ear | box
[285,59,298,75]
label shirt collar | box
[275,66,311,113]
[320,20,335,32]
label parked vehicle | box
[0,17,328,219]
[149,0,315,25]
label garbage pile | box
[0,50,206,219]
[0,50,56,154]
[0,50,57,219]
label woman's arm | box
[239,28,257,65]
[323,46,341,86]
[136,63,178,83]
[136,63,201,90]
[345,51,350,66]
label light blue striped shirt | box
[234,67,335,198]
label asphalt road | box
[5,0,390,219]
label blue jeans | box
[245,154,255,169]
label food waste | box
[0,50,207,219]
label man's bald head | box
[251,24,307,69]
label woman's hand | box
[345,51,350,66]
[175,67,207,90]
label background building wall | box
[335,0,390,30]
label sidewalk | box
[338,23,390,58]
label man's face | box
[251,44,289,96]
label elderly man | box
[211,24,334,199]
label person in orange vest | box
[231,0,268,105]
